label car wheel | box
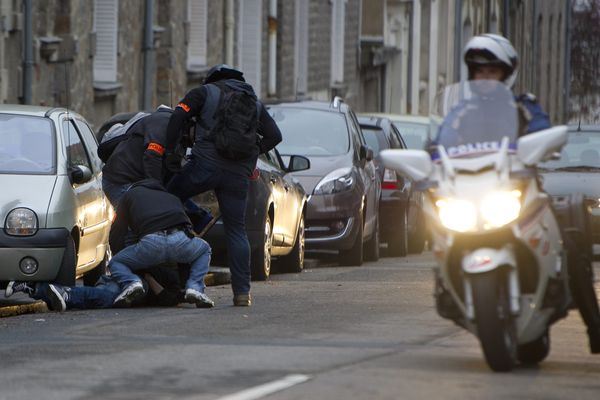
[408,209,426,254]
[387,207,408,257]
[279,215,305,273]
[83,247,110,286]
[251,214,273,281]
[364,214,380,261]
[339,216,364,266]
[54,235,77,287]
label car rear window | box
[392,121,429,150]
[360,127,388,156]
[269,107,350,156]
[540,130,600,169]
[0,114,55,174]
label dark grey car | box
[268,98,381,266]
[539,124,600,246]
[358,115,426,256]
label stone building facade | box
[0,0,573,129]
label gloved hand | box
[164,151,183,173]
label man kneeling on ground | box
[107,178,214,308]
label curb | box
[0,301,47,318]
[205,267,231,286]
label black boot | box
[589,328,600,354]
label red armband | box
[147,142,165,156]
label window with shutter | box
[237,0,262,98]
[331,0,346,84]
[294,0,309,95]
[188,0,208,69]
[93,0,119,83]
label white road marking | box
[214,374,311,400]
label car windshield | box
[361,127,385,156]
[433,80,518,159]
[0,114,55,174]
[269,107,349,156]
[392,122,429,150]
[539,130,600,170]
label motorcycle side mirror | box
[380,149,432,182]
[517,126,568,166]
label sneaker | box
[113,281,145,308]
[4,281,35,298]
[184,288,214,308]
[47,284,68,312]
[233,293,252,307]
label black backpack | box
[207,82,259,160]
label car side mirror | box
[287,155,310,172]
[360,145,374,161]
[70,165,92,184]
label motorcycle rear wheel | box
[518,330,550,365]
[471,271,518,372]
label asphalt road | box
[0,252,599,400]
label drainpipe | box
[503,0,510,37]
[268,0,277,97]
[142,0,154,110]
[453,0,462,82]
[410,0,421,115]
[564,0,571,122]
[225,0,234,66]
[23,0,33,104]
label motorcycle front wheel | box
[471,271,518,372]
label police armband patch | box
[177,102,191,112]
[147,142,165,156]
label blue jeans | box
[167,157,250,295]
[33,276,121,309]
[109,230,211,293]
[102,178,132,209]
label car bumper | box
[304,190,362,250]
[592,208,600,243]
[379,192,407,240]
[203,221,264,252]
[0,228,69,281]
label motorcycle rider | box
[438,33,600,353]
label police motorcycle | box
[381,80,575,372]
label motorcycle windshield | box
[432,80,518,159]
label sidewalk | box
[0,267,231,318]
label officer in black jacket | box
[164,64,282,307]
[108,179,214,308]
[102,106,173,208]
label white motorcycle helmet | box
[464,33,518,87]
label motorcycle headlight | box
[436,199,478,232]
[5,208,38,236]
[435,190,522,232]
[480,190,521,228]
[314,168,354,195]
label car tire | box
[387,207,408,257]
[339,217,364,266]
[54,235,77,287]
[83,247,110,286]
[408,209,426,254]
[364,215,380,262]
[251,214,273,281]
[279,215,305,273]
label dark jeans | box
[167,157,250,295]
[33,276,120,309]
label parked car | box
[367,114,433,150]
[358,115,426,255]
[268,98,381,266]
[0,105,112,289]
[539,124,600,247]
[97,112,309,281]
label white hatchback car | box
[0,105,112,288]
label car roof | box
[365,113,430,125]
[0,104,68,118]
[568,124,600,132]
[267,100,347,114]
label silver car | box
[0,105,112,287]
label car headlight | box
[435,190,521,232]
[314,167,354,195]
[436,199,478,232]
[5,208,38,236]
[480,190,522,228]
